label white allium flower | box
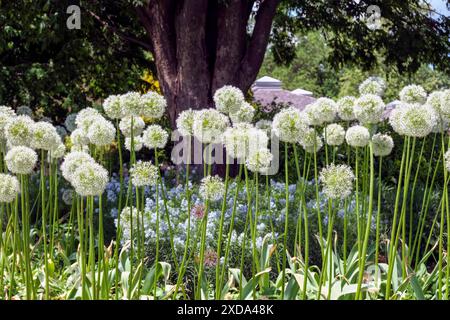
[130,160,159,187]
[49,143,66,159]
[247,127,269,156]
[223,123,253,160]
[193,109,230,144]
[359,77,386,96]
[426,91,447,131]
[255,120,273,135]
[336,96,356,121]
[70,128,89,147]
[213,85,245,115]
[200,175,225,202]
[75,108,102,132]
[125,135,144,152]
[5,146,38,175]
[391,104,437,138]
[324,123,345,146]
[300,128,323,153]
[372,133,394,157]
[141,92,166,119]
[440,89,450,121]
[71,161,109,196]
[354,94,385,124]
[272,107,308,143]
[60,151,95,183]
[230,102,255,124]
[103,95,124,119]
[0,174,20,203]
[64,113,78,132]
[304,98,336,125]
[120,92,142,116]
[30,121,61,150]
[345,125,370,147]
[119,207,142,242]
[142,124,169,149]
[87,118,116,146]
[246,148,273,174]
[0,106,16,140]
[119,116,145,137]
[320,164,354,199]
[388,104,407,135]
[445,149,450,172]
[4,115,34,146]
[176,109,197,136]
[399,85,427,104]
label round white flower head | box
[372,133,394,157]
[391,103,435,137]
[223,123,253,159]
[324,123,345,146]
[49,143,66,159]
[119,206,141,242]
[176,109,197,136]
[359,77,386,96]
[247,127,269,156]
[425,91,447,131]
[71,161,109,196]
[0,174,20,203]
[103,95,124,119]
[119,116,145,137]
[5,146,38,175]
[255,120,273,136]
[445,149,450,172]
[440,89,450,122]
[5,115,34,146]
[199,175,225,202]
[304,98,336,125]
[193,108,230,144]
[230,102,255,124]
[246,148,273,174]
[16,106,33,116]
[120,92,142,116]
[87,118,116,146]
[345,125,370,147]
[213,85,245,115]
[64,113,77,132]
[30,121,60,150]
[142,124,169,149]
[130,160,159,187]
[70,128,89,147]
[0,106,16,140]
[399,85,427,104]
[320,164,354,199]
[336,96,356,121]
[354,94,385,124]
[141,92,166,119]
[125,135,144,152]
[299,128,323,153]
[75,108,102,132]
[272,107,308,143]
[60,151,95,183]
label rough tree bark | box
[135,0,280,128]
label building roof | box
[252,76,316,111]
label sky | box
[429,0,449,16]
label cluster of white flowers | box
[61,151,95,183]
[230,102,255,124]
[300,128,323,153]
[125,135,144,152]
[399,85,427,104]
[359,77,386,96]
[354,94,385,124]
[320,164,354,199]
[0,173,20,203]
[345,125,370,147]
[213,85,245,115]
[200,175,225,201]
[130,161,159,187]
[372,133,394,157]
[120,92,143,116]
[0,106,16,141]
[5,146,38,175]
[304,98,336,126]
[246,148,273,174]
[390,103,436,137]
[336,96,356,121]
[324,123,345,146]
[71,161,109,196]
[4,115,34,146]
[87,118,116,146]
[176,109,197,136]
[426,91,448,132]
[445,149,450,172]
[142,124,169,149]
[119,116,145,137]
[193,108,229,144]
[222,123,253,160]
[103,95,124,119]
[272,107,308,143]
[141,92,167,119]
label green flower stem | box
[280,143,290,299]
[40,150,50,299]
[374,156,383,287]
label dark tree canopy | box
[1,0,448,126]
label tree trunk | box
[136,0,279,128]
